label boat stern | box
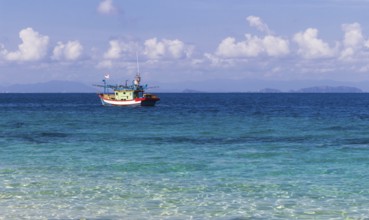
[141,94,160,106]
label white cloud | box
[144,38,192,60]
[340,47,355,59]
[263,35,290,56]
[98,40,139,68]
[205,16,289,67]
[246,16,271,34]
[342,23,364,47]
[204,52,234,67]
[340,23,365,60]
[144,38,165,59]
[103,40,138,60]
[97,38,193,68]
[293,28,336,59]
[214,34,289,58]
[5,27,49,61]
[216,36,260,58]
[97,0,117,15]
[166,40,186,59]
[104,40,122,59]
[52,41,83,61]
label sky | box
[1,0,369,91]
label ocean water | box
[2,93,369,219]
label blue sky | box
[1,0,369,91]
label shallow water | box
[1,93,369,219]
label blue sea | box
[2,93,369,219]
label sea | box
[2,93,369,219]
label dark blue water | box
[1,93,369,219]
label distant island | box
[255,86,363,93]
[0,81,365,93]
[290,86,363,93]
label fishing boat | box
[95,73,160,107]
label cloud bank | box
[2,14,369,83]
[204,16,369,73]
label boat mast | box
[136,52,140,77]
[134,52,141,88]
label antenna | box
[134,52,141,87]
[136,52,140,77]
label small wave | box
[40,132,68,138]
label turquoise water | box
[2,93,369,219]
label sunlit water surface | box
[1,93,369,219]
